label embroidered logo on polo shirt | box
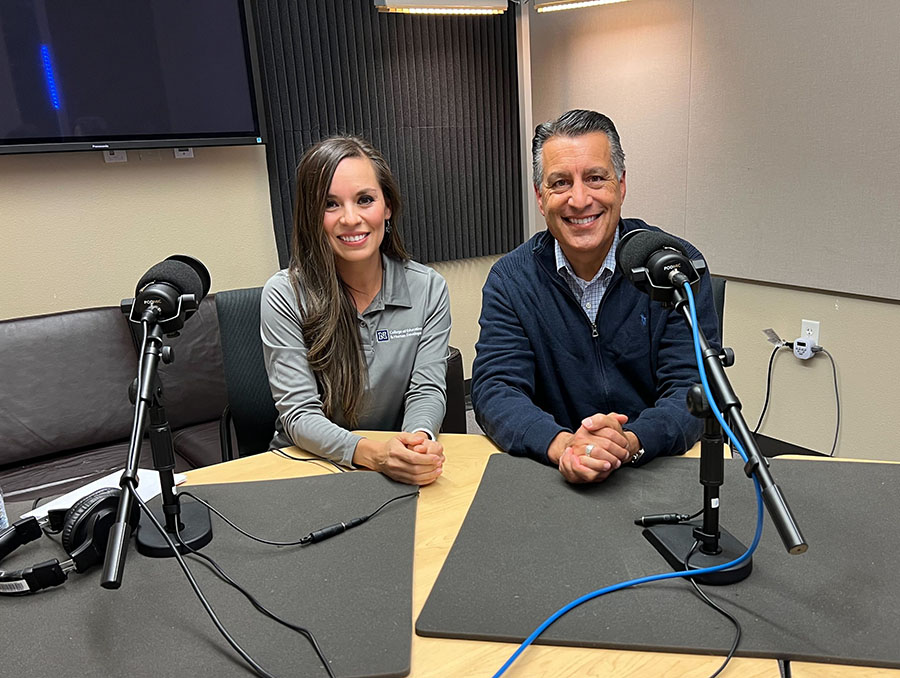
[376,326,423,342]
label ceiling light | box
[535,0,630,13]
[375,0,507,14]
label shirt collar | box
[555,227,620,284]
[373,254,412,311]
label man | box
[471,109,719,484]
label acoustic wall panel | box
[254,0,522,266]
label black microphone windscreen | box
[616,229,690,273]
[165,254,211,300]
[136,257,207,302]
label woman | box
[261,136,450,485]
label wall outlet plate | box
[801,319,820,346]
[103,150,127,163]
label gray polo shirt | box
[261,255,451,466]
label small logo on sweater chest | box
[376,327,423,342]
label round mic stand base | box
[643,522,751,585]
[136,499,213,558]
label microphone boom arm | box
[671,279,807,555]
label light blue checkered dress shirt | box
[555,228,619,323]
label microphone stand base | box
[136,501,213,558]
[643,521,752,585]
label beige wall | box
[722,281,900,461]
[1,146,280,320]
[430,256,498,380]
[528,0,900,461]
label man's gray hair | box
[532,109,626,187]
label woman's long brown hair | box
[288,136,409,426]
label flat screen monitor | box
[0,0,265,155]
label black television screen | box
[0,0,265,154]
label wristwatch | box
[629,447,645,465]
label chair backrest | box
[710,275,726,342]
[440,346,467,434]
[215,287,278,458]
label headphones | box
[0,488,137,596]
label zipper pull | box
[591,322,599,338]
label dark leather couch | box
[0,296,466,503]
[0,299,228,502]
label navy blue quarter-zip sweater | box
[471,219,720,467]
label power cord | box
[684,540,742,678]
[272,449,348,473]
[820,348,840,457]
[753,344,784,433]
[753,342,840,456]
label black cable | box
[30,497,58,537]
[753,345,782,433]
[365,490,421,521]
[177,489,419,547]
[272,449,347,473]
[684,541,742,678]
[130,486,278,678]
[820,348,840,456]
[174,509,335,678]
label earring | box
[385,218,392,235]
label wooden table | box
[184,433,888,678]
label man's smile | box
[563,214,600,225]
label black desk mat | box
[417,454,900,669]
[2,471,417,678]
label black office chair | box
[710,275,726,342]
[441,346,467,434]
[215,286,467,460]
[216,286,278,461]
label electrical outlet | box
[801,319,820,347]
[103,149,127,163]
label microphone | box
[618,229,807,557]
[104,255,214,588]
[126,255,210,333]
[616,229,706,304]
